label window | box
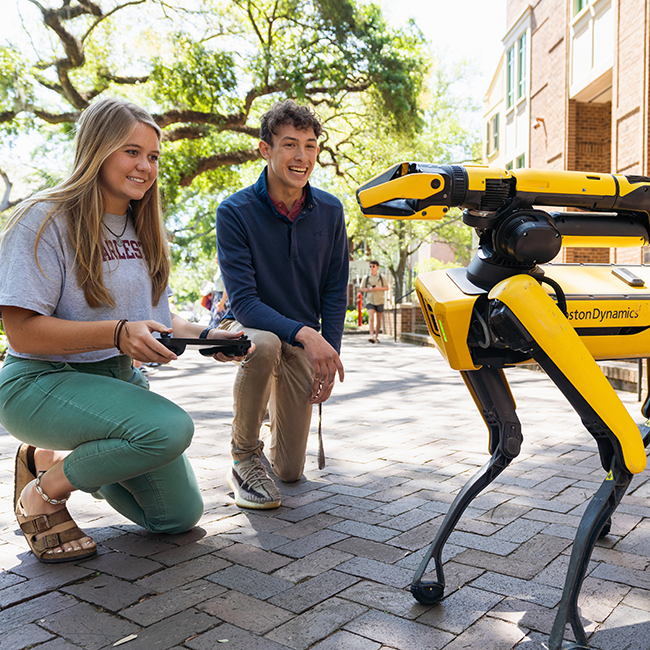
[516,154,526,168]
[518,34,527,99]
[491,114,499,153]
[575,0,590,14]
[486,114,499,155]
[506,30,528,109]
[505,161,513,170]
[506,46,515,108]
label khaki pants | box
[218,320,314,482]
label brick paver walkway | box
[1,335,650,649]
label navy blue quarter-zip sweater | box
[216,169,349,353]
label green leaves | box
[0,46,35,136]
[150,39,238,113]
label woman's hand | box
[116,320,178,363]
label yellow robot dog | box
[357,163,650,650]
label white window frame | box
[506,46,515,109]
[517,33,527,100]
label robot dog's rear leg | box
[548,461,632,650]
[410,366,522,605]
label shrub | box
[345,307,368,326]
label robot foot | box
[410,580,445,605]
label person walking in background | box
[200,256,229,328]
[209,256,229,329]
[0,98,246,563]
[360,260,389,343]
[217,99,348,509]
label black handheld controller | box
[159,332,251,357]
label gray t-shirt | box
[0,203,172,363]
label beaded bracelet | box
[35,473,70,505]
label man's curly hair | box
[260,100,322,145]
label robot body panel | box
[533,265,650,360]
[542,263,650,294]
[511,167,618,210]
[561,234,647,247]
[418,264,650,364]
[415,271,478,371]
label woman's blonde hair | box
[3,97,169,307]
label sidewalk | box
[1,336,650,650]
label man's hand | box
[167,313,253,363]
[294,326,344,404]
[206,328,254,362]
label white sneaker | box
[227,455,281,509]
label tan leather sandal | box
[15,503,97,563]
[14,444,37,511]
[14,445,96,563]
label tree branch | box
[97,71,149,85]
[178,148,262,186]
[82,0,146,41]
[0,167,27,213]
[318,144,355,179]
[0,111,17,124]
[242,79,292,114]
[28,0,87,107]
[0,167,12,212]
[55,64,87,108]
[305,82,372,96]
[169,225,216,244]
[162,126,210,142]
[152,109,259,138]
[33,108,80,124]
[245,0,266,47]
[27,0,147,110]
[32,0,86,68]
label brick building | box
[484,0,650,263]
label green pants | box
[0,354,202,534]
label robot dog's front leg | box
[411,365,522,605]
[488,274,646,649]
